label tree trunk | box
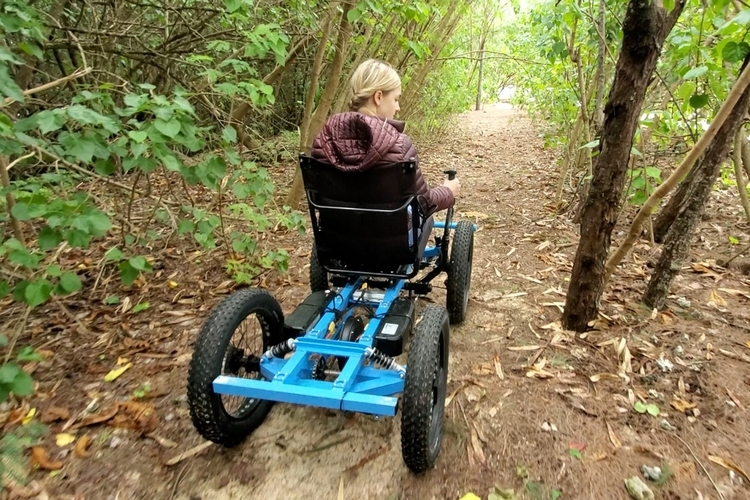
[643,61,750,309]
[593,0,607,132]
[0,156,25,246]
[475,43,484,111]
[562,0,685,332]
[286,1,353,207]
[651,161,698,242]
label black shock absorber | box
[264,338,296,359]
[366,347,406,374]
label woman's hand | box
[443,177,461,197]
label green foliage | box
[0,420,46,488]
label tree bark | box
[475,43,485,111]
[593,0,607,132]
[286,1,353,207]
[562,0,685,332]
[643,60,750,309]
[0,156,25,246]
[651,160,698,242]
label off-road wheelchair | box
[186,154,475,473]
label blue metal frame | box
[211,220,477,418]
[213,277,408,417]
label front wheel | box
[401,305,450,473]
[187,288,285,447]
[446,220,474,324]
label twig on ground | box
[664,431,724,500]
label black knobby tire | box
[187,288,285,447]
[446,220,474,324]
[401,305,450,473]
[309,244,329,292]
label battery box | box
[373,298,415,357]
[284,291,331,337]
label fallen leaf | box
[726,387,744,409]
[168,280,178,289]
[104,362,132,382]
[31,447,63,470]
[116,357,129,366]
[165,441,213,466]
[709,289,727,307]
[470,427,486,464]
[508,345,541,351]
[671,399,697,413]
[74,404,119,428]
[525,368,555,379]
[493,355,504,380]
[708,455,750,483]
[22,408,36,425]
[111,401,158,434]
[147,433,178,448]
[41,407,70,423]
[55,433,76,447]
[590,373,619,382]
[606,420,622,449]
[460,494,482,500]
[74,435,91,458]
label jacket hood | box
[315,112,407,172]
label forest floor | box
[2,104,750,500]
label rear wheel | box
[446,221,474,324]
[187,288,285,447]
[401,305,449,473]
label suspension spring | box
[365,347,406,375]
[263,338,296,359]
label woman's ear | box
[373,90,383,105]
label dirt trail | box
[170,104,565,500]
[174,104,750,500]
[9,104,750,500]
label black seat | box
[299,154,433,279]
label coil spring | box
[266,338,296,359]
[367,348,398,370]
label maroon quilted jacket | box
[310,112,455,216]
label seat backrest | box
[299,154,425,276]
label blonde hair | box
[348,59,401,115]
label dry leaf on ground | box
[31,447,64,470]
[708,455,750,483]
[74,435,92,458]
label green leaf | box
[128,256,150,271]
[722,41,750,63]
[683,66,708,80]
[177,219,195,234]
[222,126,237,143]
[16,346,43,362]
[58,272,82,293]
[568,448,582,460]
[37,110,67,133]
[646,404,660,416]
[104,247,124,261]
[38,226,63,250]
[118,261,139,287]
[580,139,600,149]
[551,490,562,500]
[634,401,647,413]
[729,235,739,245]
[132,302,149,313]
[0,65,24,102]
[689,94,709,109]
[87,212,112,235]
[154,118,181,138]
[224,0,243,12]
[129,130,148,143]
[105,295,120,305]
[645,167,661,179]
[0,363,19,384]
[0,280,9,299]
[0,332,7,346]
[24,279,52,308]
[347,7,363,22]
[12,369,34,396]
[663,0,674,12]
[63,228,90,248]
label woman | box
[310,59,460,217]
